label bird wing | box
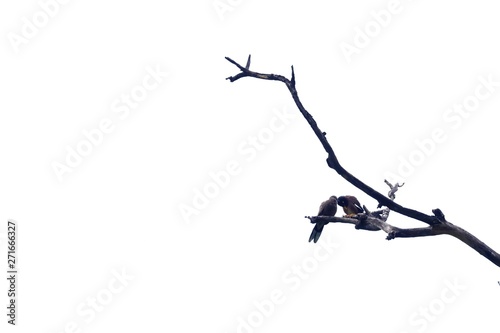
[318,201,328,215]
[347,196,363,213]
[318,199,337,216]
[353,202,363,213]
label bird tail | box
[308,223,324,243]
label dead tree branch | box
[226,55,500,267]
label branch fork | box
[226,55,500,267]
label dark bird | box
[309,196,337,243]
[337,196,363,217]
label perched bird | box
[337,196,363,217]
[309,196,337,243]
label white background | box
[1,0,500,332]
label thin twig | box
[226,55,500,267]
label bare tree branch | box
[226,56,440,226]
[226,55,500,267]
